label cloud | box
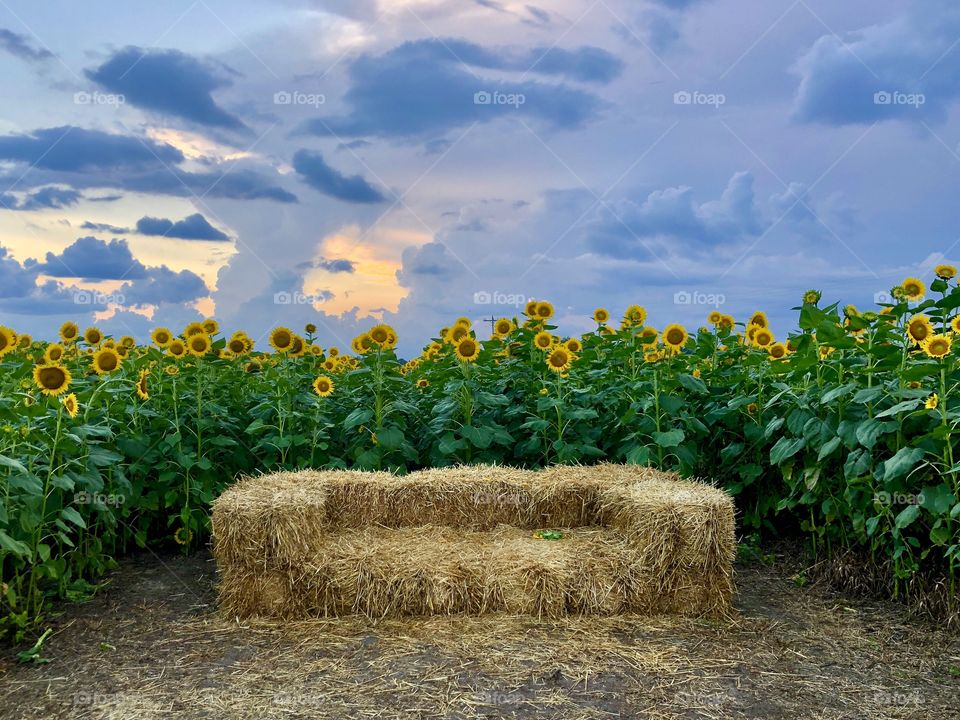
[292,150,387,203]
[81,221,130,234]
[135,213,229,240]
[119,265,209,305]
[40,237,148,280]
[0,126,297,202]
[793,3,960,125]
[315,257,356,273]
[86,47,247,130]
[0,28,53,62]
[300,38,613,139]
[0,186,82,211]
[0,126,184,171]
[587,172,763,259]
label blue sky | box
[0,0,957,353]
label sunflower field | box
[2,268,960,639]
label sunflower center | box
[38,367,66,389]
[99,354,118,371]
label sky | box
[0,0,957,354]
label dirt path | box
[1,551,957,719]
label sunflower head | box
[494,318,514,337]
[718,315,735,331]
[305,323,317,334]
[313,375,334,397]
[935,264,957,280]
[455,336,480,362]
[754,328,774,347]
[416,378,429,389]
[951,316,960,334]
[44,343,65,363]
[906,315,933,345]
[922,334,952,359]
[524,300,538,317]
[535,301,554,320]
[746,402,758,415]
[174,527,193,546]
[59,321,79,344]
[901,277,925,302]
[565,337,583,354]
[62,393,79,419]
[136,369,150,400]
[707,310,723,325]
[151,327,173,347]
[926,393,940,410]
[768,342,787,360]
[533,331,554,350]
[593,308,610,324]
[187,333,211,357]
[83,327,103,346]
[168,339,188,359]
[16,334,32,350]
[269,327,294,353]
[33,363,72,396]
[624,305,647,326]
[227,336,249,355]
[92,347,121,375]
[369,323,394,346]
[288,335,306,357]
[454,317,472,330]
[546,346,572,373]
[663,323,689,351]
[748,312,768,329]
[802,289,822,305]
[184,322,207,337]
[202,319,219,335]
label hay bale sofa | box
[211,464,735,620]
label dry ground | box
[1,550,958,720]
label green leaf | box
[895,505,920,529]
[919,484,956,516]
[0,454,28,474]
[769,436,805,465]
[875,399,923,418]
[855,418,894,449]
[817,436,842,461]
[60,506,87,529]
[820,383,856,404]
[343,408,373,430]
[677,374,708,394]
[0,531,32,558]
[882,447,926,482]
[652,429,684,448]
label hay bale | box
[212,464,735,620]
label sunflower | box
[328,346,339,357]
[454,317,472,329]
[533,331,554,350]
[103,339,116,350]
[369,323,393,346]
[524,300,539,317]
[165,365,180,376]
[136,369,150,400]
[802,289,821,305]
[305,322,317,334]
[494,318,514,337]
[707,310,723,325]
[643,350,660,363]
[455,336,480,362]
[718,315,735,331]
[322,358,338,372]
[187,333,211,357]
[416,378,429,389]
[906,315,933,345]
[244,361,260,373]
[565,338,583,353]
[44,344,65,363]
[449,325,469,343]
[546,346,572,373]
[639,327,658,345]
[288,335,307,357]
[935,264,957,280]
[748,312,768,329]
[952,316,960,334]
[1,327,20,357]
[746,403,758,415]
[623,305,647,327]
[83,326,103,346]
[59,321,79,344]
[901,277,925,302]
[926,393,939,410]
[62,393,79,418]
[119,336,135,349]
[269,327,294,353]
[92,347,121,374]
[227,335,249,355]
[922,334,952,359]
[168,339,188,359]
[17,334,31,349]
[184,322,207,337]
[753,328,774,347]
[662,323,689,351]
[33,363,71,396]
[310,344,323,356]
[818,345,834,359]
[844,304,859,318]
[535,301,554,320]
[174,527,193,546]
[593,308,610,324]
[202,318,219,335]
[768,342,787,360]
[313,375,334,397]
[151,327,173,347]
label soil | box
[0,550,958,719]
